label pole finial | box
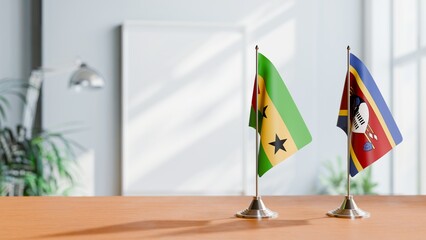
[255,45,259,50]
[347,45,351,51]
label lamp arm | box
[21,61,80,136]
[35,61,81,77]
[22,60,104,136]
[22,71,43,137]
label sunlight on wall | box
[241,0,293,29]
[422,1,426,47]
[257,20,295,69]
[393,63,418,194]
[393,0,417,58]
[121,0,363,196]
[367,0,426,195]
[172,31,243,79]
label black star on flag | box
[269,134,287,154]
[262,105,268,118]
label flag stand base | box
[236,196,278,219]
[326,195,370,219]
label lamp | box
[69,63,105,90]
[22,61,105,136]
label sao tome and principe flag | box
[337,53,403,177]
[249,53,312,177]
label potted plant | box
[0,79,79,196]
[318,156,378,195]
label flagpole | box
[346,46,351,198]
[255,45,259,198]
[326,46,369,219]
[236,45,277,219]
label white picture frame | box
[121,21,249,195]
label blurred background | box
[0,0,424,196]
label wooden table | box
[1,196,425,239]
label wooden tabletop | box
[1,195,425,239]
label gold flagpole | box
[236,45,277,219]
[327,46,369,219]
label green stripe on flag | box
[249,107,264,132]
[258,145,273,177]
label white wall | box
[0,0,32,127]
[42,0,363,195]
[365,0,426,195]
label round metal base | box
[236,197,278,219]
[327,195,370,219]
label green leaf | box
[0,123,79,196]
[24,174,38,195]
[0,96,11,108]
[0,105,6,122]
[318,157,378,195]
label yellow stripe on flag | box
[257,76,298,166]
[350,143,364,172]
[339,110,348,116]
